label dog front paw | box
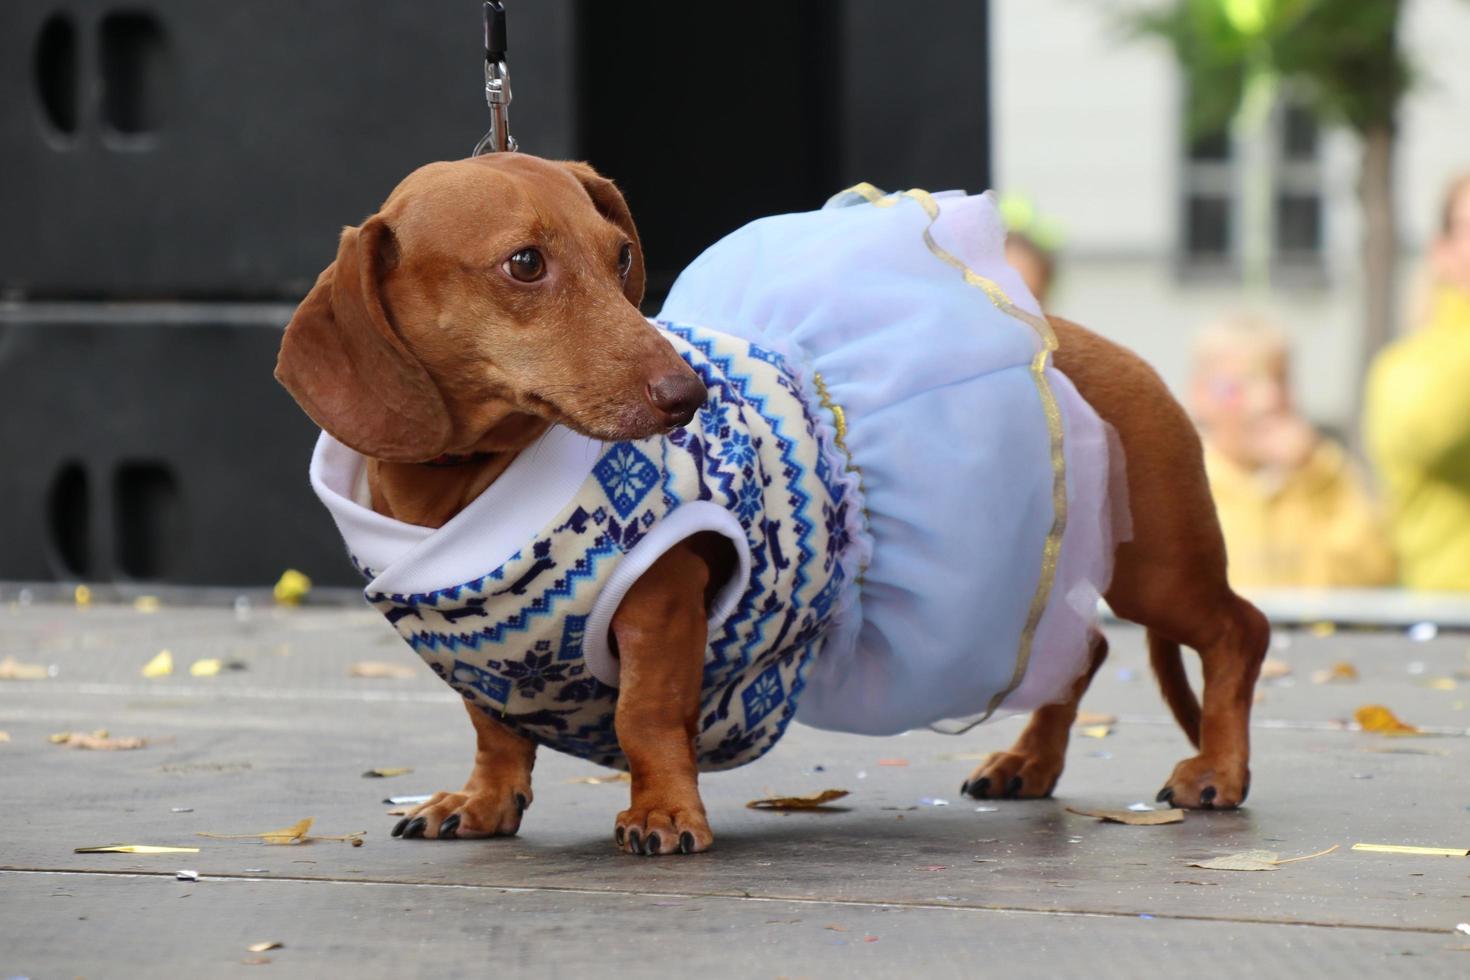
[392,784,531,840]
[961,750,1064,800]
[1155,755,1249,809]
[614,804,712,856]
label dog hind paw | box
[391,785,531,840]
[1156,756,1249,809]
[960,750,1063,800]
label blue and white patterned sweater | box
[315,324,854,771]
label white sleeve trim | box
[581,501,753,689]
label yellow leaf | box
[189,658,222,677]
[349,661,417,680]
[362,767,413,778]
[50,729,146,750]
[273,569,312,606]
[1066,806,1183,826]
[198,817,314,845]
[1428,677,1458,691]
[132,595,161,613]
[74,584,91,607]
[1352,843,1469,857]
[1355,704,1422,735]
[142,650,174,678]
[1309,621,1336,637]
[1079,725,1112,739]
[0,656,49,680]
[1311,662,1359,684]
[74,844,200,854]
[747,789,850,811]
[247,942,284,953]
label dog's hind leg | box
[961,630,1108,800]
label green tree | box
[1130,0,1413,398]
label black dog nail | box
[1004,776,1023,798]
[392,818,410,838]
[1199,786,1217,808]
[974,777,991,799]
[960,780,971,797]
[1156,787,1175,805]
[515,793,529,813]
[615,826,625,846]
[679,831,694,854]
[645,833,661,855]
[628,830,641,854]
[439,814,461,839]
[404,816,427,839]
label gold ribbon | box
[838,183,1068,724]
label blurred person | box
[999,193,1062,308]
[1365,171,1470,590]
[1193,314,1395,589]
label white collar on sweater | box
[309,426,603,596]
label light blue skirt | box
[659,187,1122,736]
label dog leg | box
[610,540,715,856]
[962,630,1108,800]
[392,699,536,839]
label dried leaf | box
[247,942,283,953]
[189,658,222,677]
[141,650,174,678]
[1066,806,1183,826]
[1075,711,1117,726]
[0,656,50,680]
[362,768,413,779]
[1311,661,1359,684]
[74,844,200,854]
[1352,843,1469,857]
[1078,725,1112,739]
[199,817,314,845]
[1354,704,1422,735]
[566,772,631,785]
[50,729,147,750]
[747,789,850,811]
[1189,844,1338,871]
[1259,659,1292,680]
[349,661,417,680]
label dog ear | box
[563,161,646,308]
[275,217,453,462]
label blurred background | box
[2,0,1468,602]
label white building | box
[994,0,1470,434]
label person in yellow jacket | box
[1192,314,1396,589]
[1365,172,1470,590]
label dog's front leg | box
[392,700,536,839]
[610,539,715,856]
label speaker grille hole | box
[100,11,170,138]
[47,461,91,577]
[33,14,79,138]
[115,461,184,580]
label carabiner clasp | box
[473,1,516,155]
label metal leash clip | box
[473,1,516,155]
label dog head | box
[276,154,707,463]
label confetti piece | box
[362,767,413,778]
[1308,621,1336,637]
[1456,924,1470,937]
[273,569,312,606]
[1428,677,1458,691]
[1259,659,1292,680]
[133,595,161,613]
[1126,802,1155,812]
[747,789,850,811]
[919,797,949,807]
[823,924,849,933]
[1354,704,1422,735]
[142,649,174,678]
[50,729,147,750]
[1408,621,1439,642]
[0,731,10,743]
[349,661,418,680]
[74,584,92,607]
[189,658,222,677]
[1188,845,1338,871]
[1351,844,1468,857]
[1357,746,1447,756]
[176,870,199,882]
[0,656,50,680]
[1066,806,1183,825]
[1079,725,1112,739]
[1311,662,1359,684]
[566,772,631,785]
[1075,711,1117,726]
[384,794,433,806]
[171,807,194,813]
[248,942,284,953]
[877,758,909,767]
[75,844,200,854]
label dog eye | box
[504,248,546,283]
[617,243,633,280]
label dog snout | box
[646,371,707,428]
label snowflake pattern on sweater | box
[361,323,854,771]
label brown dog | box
[276,153,1268,855]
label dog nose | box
[646,372,707,427]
